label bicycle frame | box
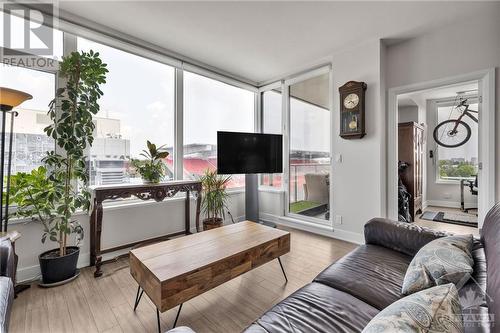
[450,103,478,133]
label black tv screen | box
[217,131,283,174]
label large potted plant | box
[9,50,107,284]
[131,141,169,183]
[200,169,231,231]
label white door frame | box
[387,69,495,228]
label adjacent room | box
[397,81,481,235]
[0,1,499,333]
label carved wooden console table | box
[89,180,202,277]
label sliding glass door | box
[287,72,331,222]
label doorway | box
[388,69,495,230]
[397,82,479,234]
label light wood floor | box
[9,227,357,333]
[415,206,479,237]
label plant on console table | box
[200,169,231,231]
[8,50,107,285]
[131,141,169,183]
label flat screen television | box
[217,131,283,174]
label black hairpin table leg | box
[277,257,288,282]
[173,303,183,328]
[155,303,183,333]
[133,285,144,311]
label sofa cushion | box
[479,203,500,331]
[0,276,14,333]
[459,244,491,332]
[364,218,450,256]
[166,327,196,333]
[314,244,412,310]
[244,282,379,333]
[0,239,15,279]
[402,235,474,295]
[362,283,463,333]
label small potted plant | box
[131,141,169,183]
[200,169,231,230]
[8,50,107,285]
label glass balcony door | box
[286,71,331,223]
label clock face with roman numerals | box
[343,93,359,109]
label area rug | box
[420,211,478,227]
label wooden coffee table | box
[129,221,290,332]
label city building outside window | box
[77,37,175,186]
[0,10,62,177]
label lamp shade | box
[0,87,33,111]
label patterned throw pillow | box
[362,284,464,333]
[402,235,473,295]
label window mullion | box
[174,68,184,180]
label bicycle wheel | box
[433,119,472,148]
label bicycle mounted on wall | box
[433,98,478,148]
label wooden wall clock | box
[339,81,367,139]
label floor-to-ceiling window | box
[2,7,257,205]
[288,73,330,221]
[0,11,61,175]
[183,71,255,188]
[77,37,175,186]
[0,65,56,174]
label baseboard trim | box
[425,200,477,210]
[260,213,364,245]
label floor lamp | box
[0,87,32,232]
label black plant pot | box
[39,246,80,284]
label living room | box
[0,1,499,333]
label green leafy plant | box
[131,141,169,183]
[8,167,83,246]
[439,159,477,178]
[9,50,107,256]
[199,169,231,223]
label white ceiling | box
[56,1,493,84]
[399,81,479,107]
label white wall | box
[12,192,245,282]
[330,39,386,242]
[398,105,419,123]
[386,6,500,203]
